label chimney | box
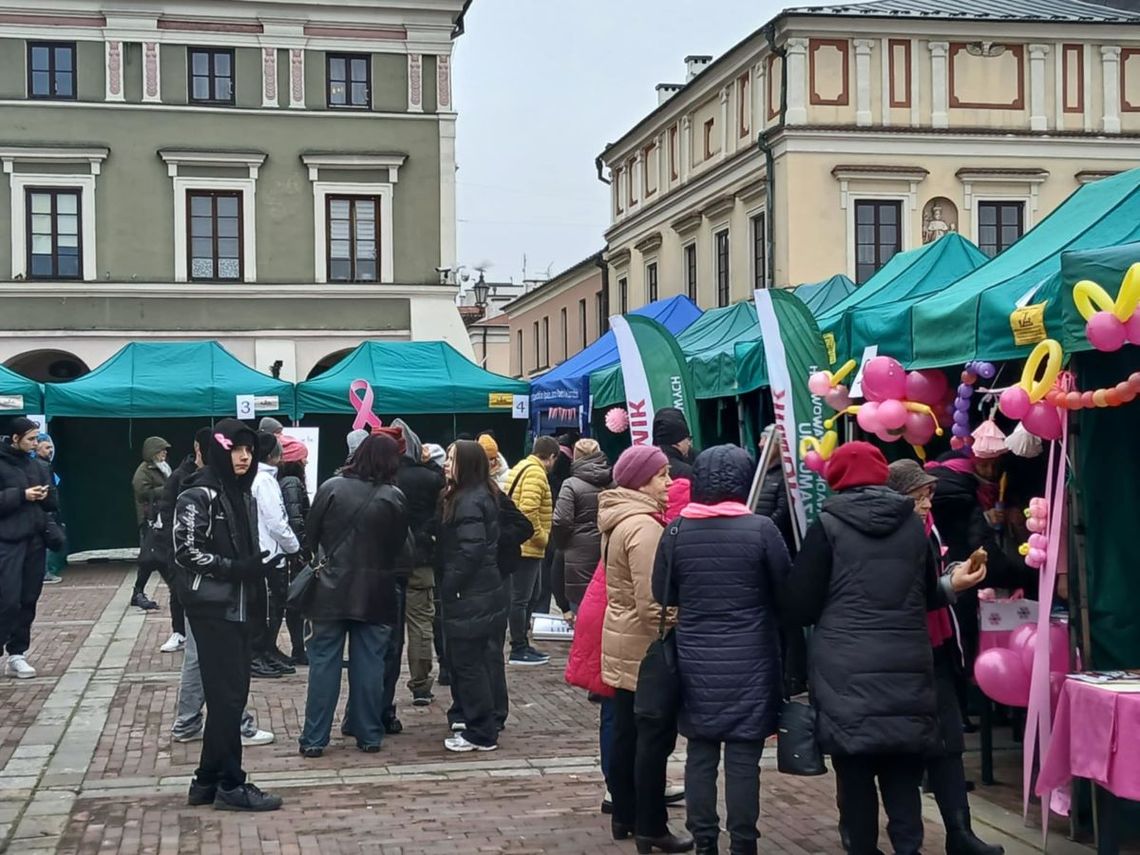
[684,55,713,82]
[655,82,684,105]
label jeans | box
[171,623,256,739]
[686,738,766,846]
[832,753,925,855]
[530,545,554,617]
[600,697,616,784]
[189,615,250,789]
[508,558,541,652]
[609,688,676,837]
[0,537,47,656]
[301,620,391,750]
[446,628,507,747]
[405,565,435,696]
[381,581,407,726]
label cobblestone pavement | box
[0,565,1095,854]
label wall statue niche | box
[922,197,959,244]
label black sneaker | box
[266,657,296,675]
[412,693,434,707]
[187,778,216,806]
[214,782,283,812]
[384,717,403,735]
[509,649,548,666]
[131,592,159,611]
[250,658,282,679]
[526,645,551,662]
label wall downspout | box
[758,23,787,289]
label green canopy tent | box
[295,341,531,478]
[43,341,296,553]
[909,169,1140,369]
[792,273,857,316]
[0,364,44,416]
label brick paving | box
[0,564,1103,854]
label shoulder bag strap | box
[507,463,539,500]
[319,485,386,568]
[657,518,682,640]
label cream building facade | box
[598,0,1140,314]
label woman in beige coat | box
[600,445,691,854]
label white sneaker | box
[241,729,275,747]
[160,632,186,653]
[5,655,36,679]
[444,733,497,753]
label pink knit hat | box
[612,444,668,490]
[279,435,308,464]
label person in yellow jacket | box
[504,435,559,665]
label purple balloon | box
[957,383,973,398]
[952,424,970,438]
[977,362,996,380]
[955,397,971,412]
[953,410,970,426]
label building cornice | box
[0,144,109,174]
[0,282,460,299]
[300,152,407,182]
[0,99,445,121]
[159,148,267,178]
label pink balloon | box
[808,371,833,397]
[862,356,907,403]
[974,648,1030,707]
[1125,309,1140,345]
[1026,516,1044,534]
[1087,311,1127,352]
[874,427,898,444]
[1018,622,1071,676]
[1028,533,1047,550]
[856,401,882,434]
[825,387,853,412]
[1009,623,1037,654]
[1026,548,1047,568]
[902,411,936,446]
[999,387,1031,420]
[804,450,825,473]
[905,370,950,406]
[1022,402,1063,441]
[878,399,908,431]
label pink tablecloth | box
[1037,678,1140,802]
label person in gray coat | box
[551,439,611,614]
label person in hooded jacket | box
[781,442,987,855]
[552,439,611,613]
[299,434,409,756]
[0,417,57,680]
[173,419,281,812]
[132,436,171,610]
[436,440,508,752]
[600,444,692,854]
[653,445,790,855]
[276,438,310,665]
[653,408,695,518]
[888,460,1004,855]
[33,434,64,585]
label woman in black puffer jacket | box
[277,454,310,664]
[652,445,790,855]
[551,439,611,612]
[436,440,508,753]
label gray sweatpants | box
[171,622,256,739]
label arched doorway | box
[306,349,353,380]
[5,350,91,383]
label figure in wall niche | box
[923,198,959,244]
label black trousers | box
[381,579,408,725]
[264,562,289,654]
[285,556,306,657]
[189,615,250,789]
[0,537,46,656]
[832,753,925,855]
[170,584,185,636]
[248,565,270,656]
[529,543,555,617]
[685,737,765,846]
[610,688,676,837]
[445,628,507,747]
[432,584,447,677]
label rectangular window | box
[704,119,716,159]
[326,195,380,282]
[739,72,751,137]
[579,298,588,348]
[614,168,623,215]
[542,317,550,368]
[516,330,523,376]
[28,42,76,100]
[560,308,568,361]
[646,262,658,303]
[532,321,539,371]
[643,145,656,198]
[715,229,730,307]
[684,243,698,303]
[669,126,678,180]
[188,48,235,105]
[977,201,1024,258]
[627,158,636,206]
[26,189,82,279]
[596,290,609,335]
[618,277,628,315]
[188,190,243,281]
[854,200,902,284]
[752,212,768,290]
[327,53,371,108]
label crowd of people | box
[0,404,1033,853]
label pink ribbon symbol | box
[348,379,383,432]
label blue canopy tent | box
[528,294,702,434]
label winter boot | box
[945,809,1004,855]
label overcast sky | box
[452,0,787,284]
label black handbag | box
[776,700,827,776]
[633,520,682,720]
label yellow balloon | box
[801,430,840,461]
[1020,339,1063,403]
[1113,262,1140,322]
[1072,279,1116,321]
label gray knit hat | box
[258,416,284,435]
[886,459,938,497]
[346,428,369,458]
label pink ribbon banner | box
[348,379,382,432]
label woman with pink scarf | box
[651,445,791,855]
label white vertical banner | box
[610,315,656,446]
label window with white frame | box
[751,212,768,290]
[188,190,243,281]
[646,261,658,303]
[326,196,380,282]
[26,188,82,279]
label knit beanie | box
[346,428,369,458]
[652,407,691,447]
[573,438,601,460]
[424,443,447,468]
[477,434,500,462]
[886,459,937,497]
[377,425,407,455]
[613,444,669,490]
[825,441,890,492]
[279,434,309,464]
[258,416,284,435]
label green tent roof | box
[0,365,43,414]
[296,341,529,416]
[909,169,1140,369]
[44,342,295,419]
[793,274,857,315]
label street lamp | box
[472,273,490,368]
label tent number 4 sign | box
[513,395,529,420]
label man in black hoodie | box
[0,417,57,680]
[173,419,280,812]
[652,407,694,480]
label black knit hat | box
[652,407,691,447]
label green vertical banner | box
[754,289,831,535]
[611,314,701,449]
